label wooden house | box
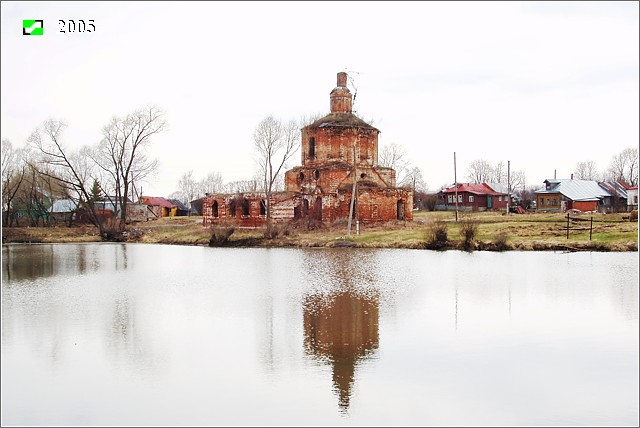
[535,179,612,212]
[438,183,508,211]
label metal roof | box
[49,199,78,213]
[141,196,176,209]
[441,183,506,196]
[167,199,189,211]
[598,181,628,199]
[535,179,612,201]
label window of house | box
[448,195,453,203]
[552,198,557,206]
[260,200,266,216]
[229,200,237,217]
[469,195,474,203]
[458,195,462,203]
[212,201,219,218]
[546,198,550,206]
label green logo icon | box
[23,20,43,35]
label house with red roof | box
[438,183,508,212]
[139,196,177,218]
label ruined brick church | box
[202,72,413,227]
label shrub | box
[494,230,509,251]
[460,219,478,251]
[101,217,126,241]
[264,222,290,239]
[209,222,235,246]
[630,210,638,222]
[426,219,448,249]
[126,228,144,241]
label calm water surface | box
[1,244,638,426]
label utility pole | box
[347,143,357,236]
[506,160,510,215]
[454,151,459,222]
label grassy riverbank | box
[2,211,638,252]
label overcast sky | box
[2,1,638,196]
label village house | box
[202,71,413,227]
[598,181,630,212]
[139,196,177,218]
[437,183,509,211]
[535,179,613,212]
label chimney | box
[571,173,574,180]
[330,72,353,113]
[554,169,556,179]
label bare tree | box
[299,112,325,128]
[27,119,109,235]
[92,106,166,224]
[1,140,27,226]
[176,170,198,211]
[198,171,225,196]
[223,179,259,194]
[574,160,599,180]
[253,116,299,234]
[508,170,526,193]
[466,159,494,183]
[18,163,58,227]
[606,147,638,186]
[492,161,507,183]
[399,166,427,192]
[378,142,409,182]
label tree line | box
[2,111,302,238]
[2,106,166,239]
[3,105,637,238]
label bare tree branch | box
[253,116,300,234]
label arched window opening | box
[303,199,309,217]
[229,200,237,217]
[212,201,219,218]
[260,199,266,216]
[242,198,250,216]
[397,200,405,220]
[314,197,322,221]
[309,137,316,159]
[313,169,320,180]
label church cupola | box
[330,71,352,113]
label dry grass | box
[2,211,638,252]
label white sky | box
[2,1,638,196]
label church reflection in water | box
[301,250,381,412]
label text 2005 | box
[59,19,95,33]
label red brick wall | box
[301,127,379,168]
[202,72,413,228]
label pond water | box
[1,244,638,426]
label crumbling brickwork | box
[203,71,413,227]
